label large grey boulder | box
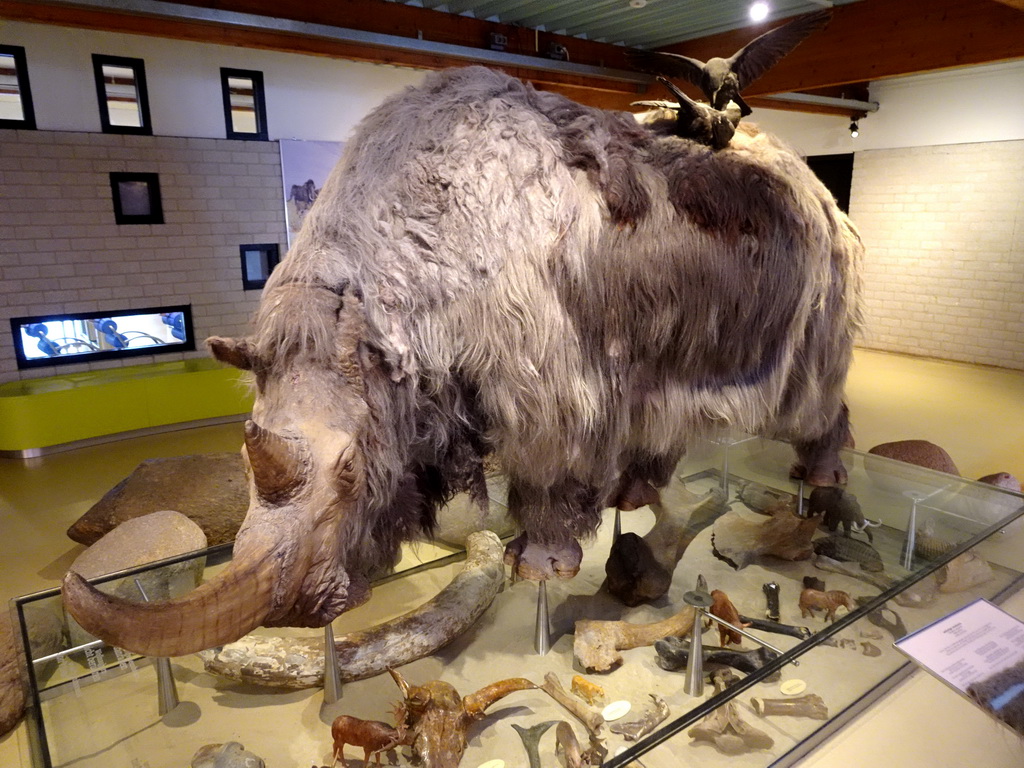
[67,510,208,646]
[67,453,248,546]
[191,742,265,768]
[0,612,26,738]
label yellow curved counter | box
[0,359,253,456]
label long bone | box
[573,606,696,672]
[750,693,828,720]
[539,672,605,739]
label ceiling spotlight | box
[849,120,860,138]
[629,0,647,8]
[750,2,770,22]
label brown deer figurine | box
[331,713,408,767]
[798,588,854,623]
[708,589,751,645]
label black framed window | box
[0,45,36,130]
[92,54,152,135]
[806,153,854,213]
[239,243,280,290]
[221,68,268,141]
[110,172,163,225]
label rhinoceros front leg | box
[790,403,853,486]
[503,478,598,580]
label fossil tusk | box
[200,531,505,686]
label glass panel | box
[101,64,141,128]
[116,180,152,217]
[227,75,258,134]
[0,53,24,121]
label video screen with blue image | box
[10,305,196,369]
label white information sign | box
[895,598,1024,693]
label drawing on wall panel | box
[279,139,344,246]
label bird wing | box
[655,77,704,122]
[626,48,706,89]
[631,99,678,109]
[729,8,832,89]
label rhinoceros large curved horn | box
[62,541,281,658]
[245,420,306,503]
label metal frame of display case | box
[12,436,1024,768]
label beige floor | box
[1,347,1022,767]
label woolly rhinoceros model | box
[64,66,862,657]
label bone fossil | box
[738,616,812,640]
[750,693,828,720]
[812,535,884,572]
[200,531,505,686]
[711,498,823,569]
[390,668,537,768]
[655,637,781,680]
[762,581,780,621]
[573,606,696,672]
[609,694,670,741]
[688,701,774,755]
[813,554,939,609]
[539,673,605,739]
[511,720,558,768]
[556,721,607,768]
[63,65,863,658]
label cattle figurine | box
[330,714,408,767]
[63,66,864,659]
[798,588,855,623]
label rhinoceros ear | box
[207,336,257,371]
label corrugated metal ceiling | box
[385,0,864,49]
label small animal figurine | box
[808,486,880,542]
[798,588,854,623]
[330,714,408,767]
[708,589,751,645]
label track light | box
[849,120,859,138]
[750,2,770,22]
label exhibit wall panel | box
[850,139,1024,370]
[0,130,285,383]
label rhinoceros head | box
[63,286,379,657]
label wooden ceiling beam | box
[659,0,1024,96]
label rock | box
[978,472,1021,493]
[867,440,960,475]
[0,611,26,738]
[191,741,266,768]
[67,510,207,646]
[67,453,248,546]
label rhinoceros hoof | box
[503,534,582,581]
[789,461,847,487]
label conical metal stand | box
[323,623,343,704]
[683,587,798,698]
[796,479,805,518]
[535,580,551,655]
[683,590,713,697]
[613,507,622,542]
[901,491,925,569]
[135,579,180,716]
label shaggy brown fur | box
[226,65,862,589]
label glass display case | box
[12,435,1024,768]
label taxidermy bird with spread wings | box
[633,77,742,149]
[627,8,832,118]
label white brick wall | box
[0,130,285,383]
[850,140,1024,371]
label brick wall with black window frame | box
[221,67,268,141]
[239,243,280,290]
[0,44,36,130]
[92,53,152,135]
[110,172,163,225]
